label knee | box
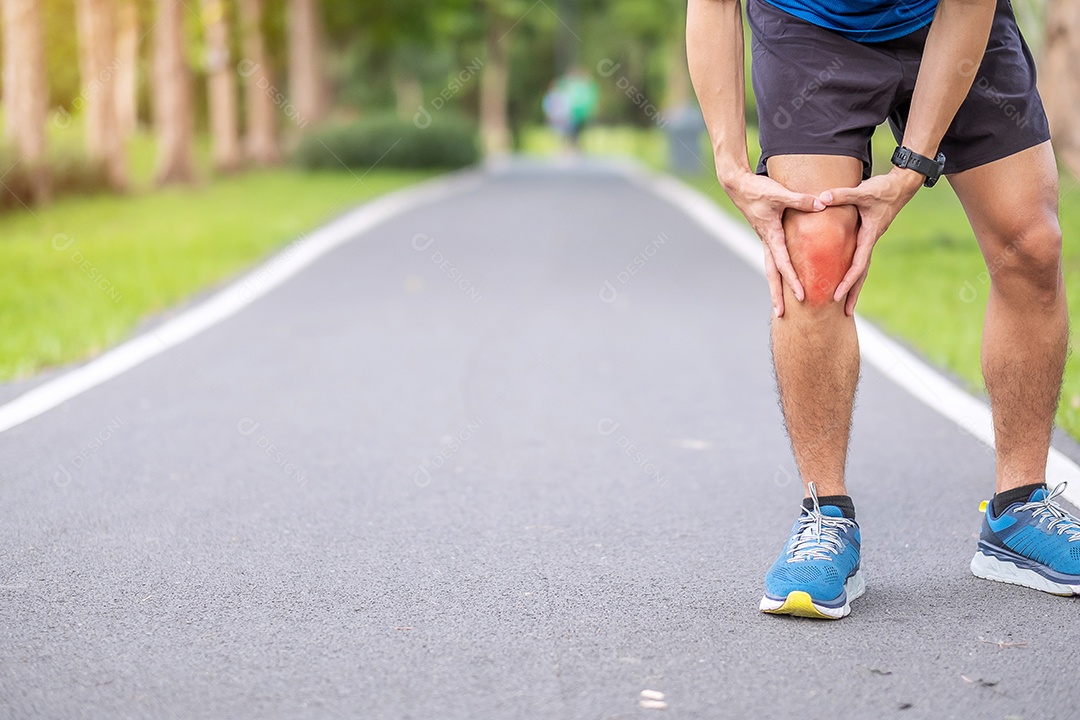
[984,217,1063,303]
[784,207,858,307]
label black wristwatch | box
[891,146,946,188]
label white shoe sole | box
[759,569,866,620]
[970,551,1080,596]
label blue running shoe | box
[760,482,865,619]
[971,482,1080,596]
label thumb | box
[780,190,826,213]
[819,187,862,207]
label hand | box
[722,170,826,317]
[818,168,924,316]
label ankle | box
[803,494,856,520]
[991,482,1045,516]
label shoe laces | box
[1018,482,1080,542]
[787,482,856,562]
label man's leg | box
[947,142,1068,493]
[759,153,867,618]
[766,155,863,498]
[951,143,1080,596]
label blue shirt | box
[761,0,939,43]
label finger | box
[776,190,826,213]
[832,227,876,302]
[762,244,785,317]
[819,187,863,207]
[766,226,804,302]
[844,270,868,317]
[833,252,867,302]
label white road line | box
[640,171,1080,508]
[0,171,482,435]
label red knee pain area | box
[788,219,857,305]
[798,243,854,304]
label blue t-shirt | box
[761,0,939,43]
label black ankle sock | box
[803,494,856,520]
[991,483,1045,517]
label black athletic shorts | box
[748,0,1051,179]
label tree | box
[114,0,138,136]
[238,0,280,164]
[1,0,49,202]
[76,0,128,189]
[479,6,512,155]
[322,0,456,121]
[287,0,328,126]
[665,3,691,109]
[203,0,242,172]
[1042,0,1080,177]
[479,16,511,155]
[152,0,195,184]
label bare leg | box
[766,155,863,498]
[947,142,1068,493]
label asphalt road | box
[2,160,1077,720]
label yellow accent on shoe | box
[979,500,988,514]
[760,591,839,620]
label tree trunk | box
[238,0,280,164]
[480,15,511,156]
[76,0,128,190]
[394,70,422,122]
[152,0,195,184]
[1042,0,1080,178]
[287,0,328,127]
[1,0,15,142]
[1,0,49,202]
[114,0,138,137]
[203,0,242,172]
[666,6,691,109]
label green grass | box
[0,166,434,380]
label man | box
[687,0,1080,619]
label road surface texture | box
[2,160,1077,720]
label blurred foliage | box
[47,150,112,198]
[293,114,479,169]
[41,0,82,109]
[0,146,110,212]
[323,0,691,136]
[3,0,1056,153]
[5,0,695,147]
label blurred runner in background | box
[543,69,598,151]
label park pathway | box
[1,159,1077,719]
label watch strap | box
[892,146,946,188]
